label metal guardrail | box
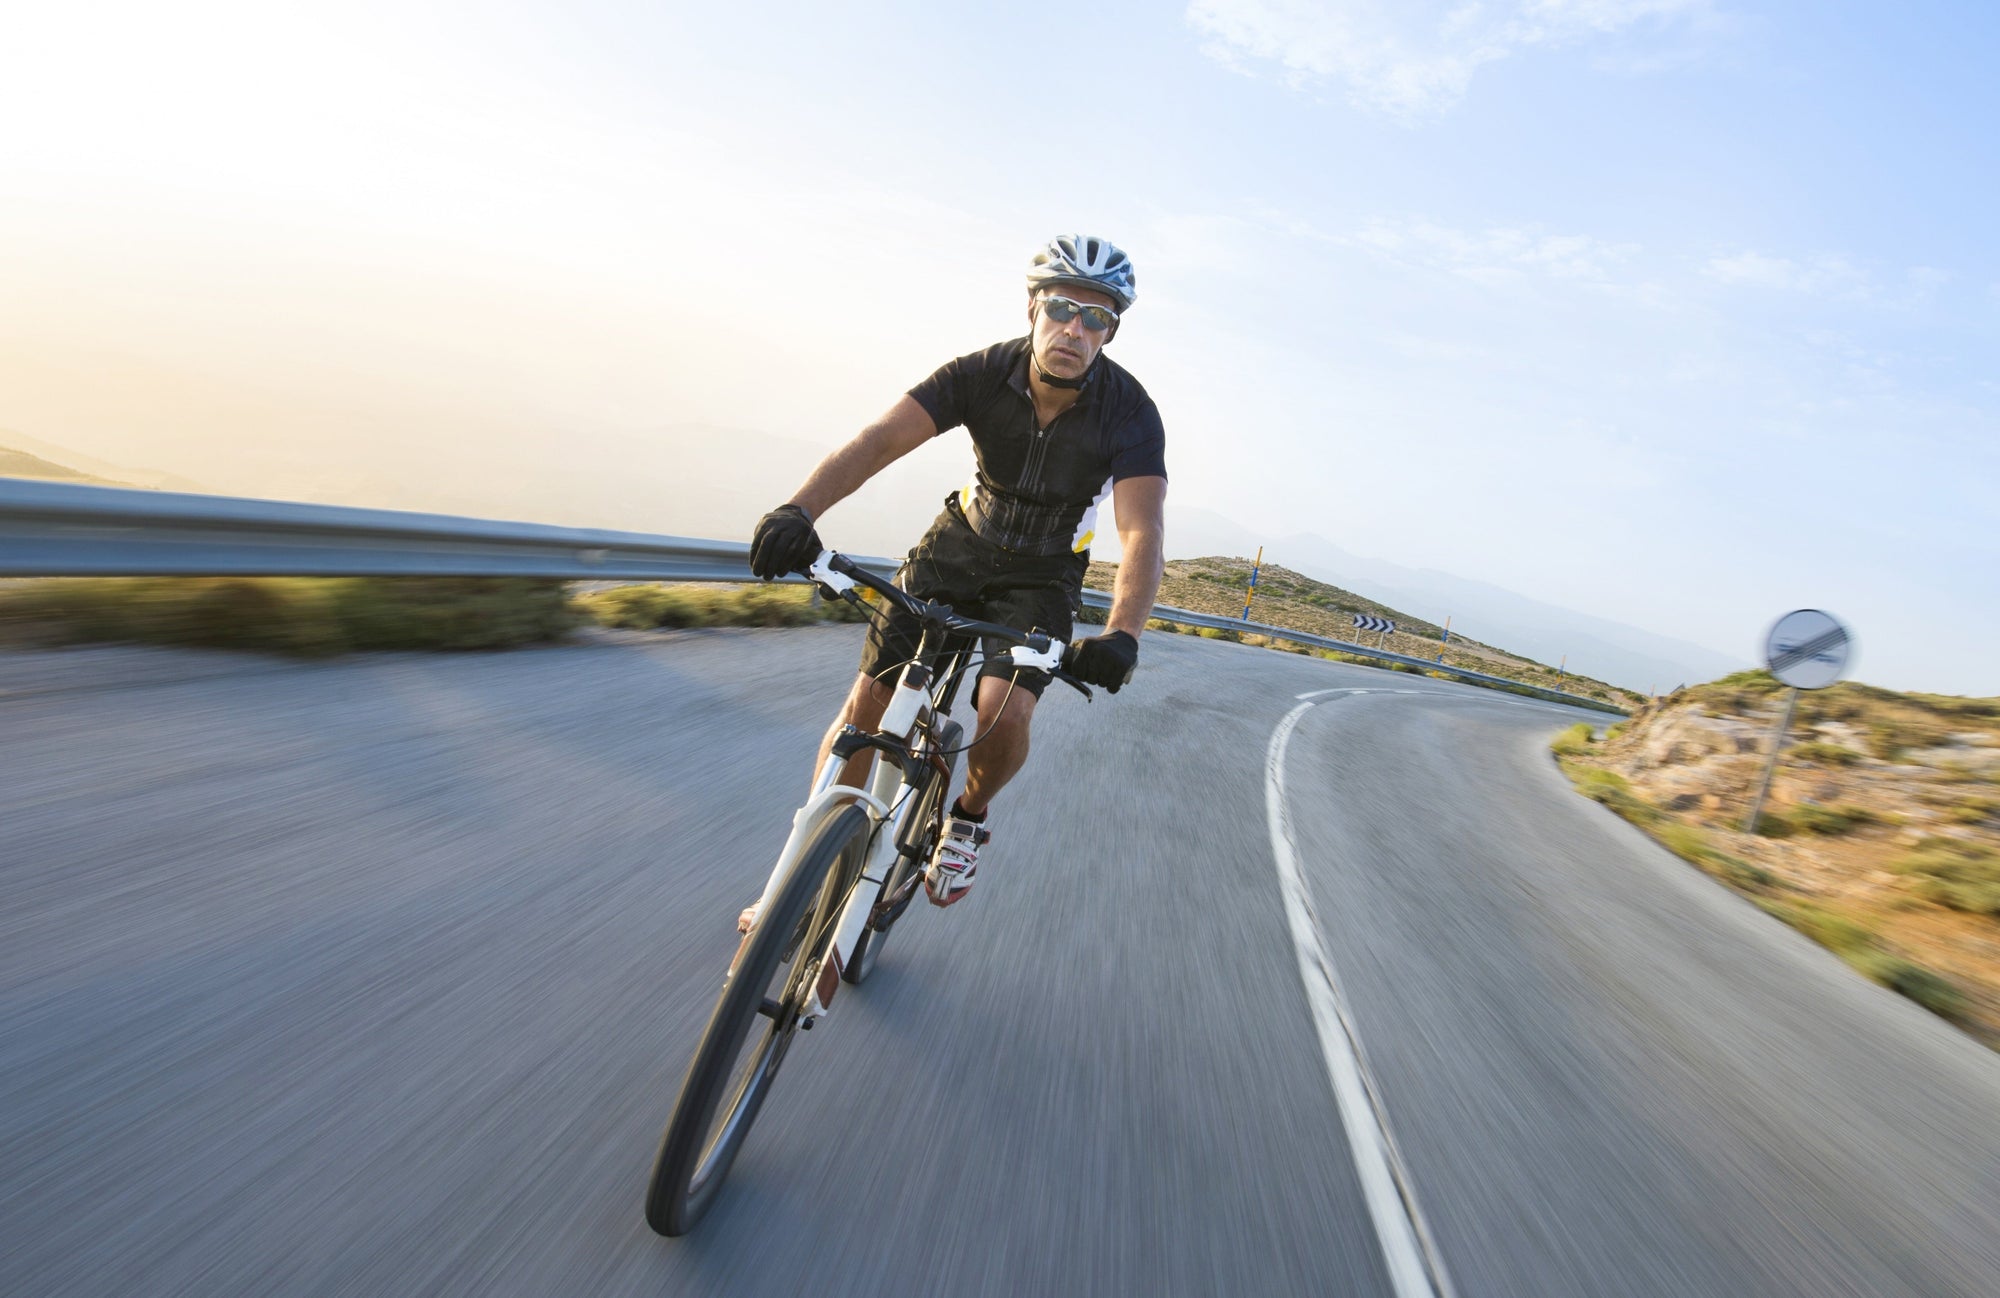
[1085,591,1623,713]
[0,478,901,584]
[0,478,1622,713]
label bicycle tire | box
[644,802,873,1236]
[844,718,962,985]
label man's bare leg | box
[814,672,894,790]
[958,674,1038,814]
[916,673,1037,907]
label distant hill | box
[1091,554,1645,708]
[0,429,205,494]
[0,445,133,487]
[1165,504,1746,694]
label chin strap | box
[1032,354,1097,390]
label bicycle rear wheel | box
[844,719,961,985]
[645,802,872,1236]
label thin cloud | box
[1185,0,1713,117]
[1345,216,1642,283]
[1703,250,1871,298]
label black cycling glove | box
[1067,630,1139,693]
[749,503,821,580]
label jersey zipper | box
[1020,406,1069,498]
[1020,424,1052,497]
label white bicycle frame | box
[742,552,1066,1026]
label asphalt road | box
[3,628,1998,1297]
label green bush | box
[1762,900,1876,956]
[1550,723,1594,757]
[1906,693,2000,721]
[0,577,580,654]
[338,578,583,649]
[1763,803,1879,837]
[1714,668,1787,694]
[1753,807,1799,838]
[573,582,868,631]
[1567,765,1664,827]
[1850,952,1969,1021]
[1865,715,1959,761]
[1659,822,1774,887]
[1891,838,2000,915]
[1947,795,2000,825]
[1792,804,1880,835]
[1753,900,1968,1021]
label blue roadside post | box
[1437,615,1451,663]
[1241,545,1263,621]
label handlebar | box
[806,550,1090,697]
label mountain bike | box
[644,549,1091,1236]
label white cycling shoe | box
[924,814,990,907]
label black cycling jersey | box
[906,337,1167,557]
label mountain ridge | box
[0,428,206,493]
[1163,504,1746,694]
[1091,554,1641,708]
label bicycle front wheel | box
[644,802,873,1236]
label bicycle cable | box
[828,580,1040,762]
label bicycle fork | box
[744,750,907,1027]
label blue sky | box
[1,1,1994,692]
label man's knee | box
[844,673,894,724]
[976,678,1037,733]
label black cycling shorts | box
[858,498,1088,701]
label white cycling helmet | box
[1026,235,1137,312]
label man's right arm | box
[787,395,939,521]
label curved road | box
[2,628,1997,1296]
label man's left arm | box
[1106,474,1167,638]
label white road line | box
[1293,684,1577,714]
[1266,702,1457,1298]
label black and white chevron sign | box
[1352,614,1395,634]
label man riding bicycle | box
[747,234,1168,910]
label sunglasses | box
[1038,293,1119,333]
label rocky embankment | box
[1562,672,2000,1045]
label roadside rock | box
[1633,712,1751,768]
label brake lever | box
[1052,670,1094,702]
